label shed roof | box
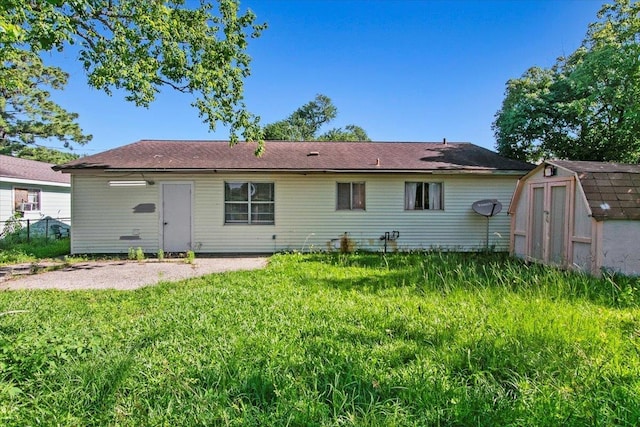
[0,154,70,185]
[551,160,640,221]
[55,140,533,174]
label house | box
[0,154,71,226]
[54,140,533,255]
[509,160,640,276]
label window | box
[225,182,274,224]
[405,182,443,210]
[14,188,41,212]
[337,182,365,210]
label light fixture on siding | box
[108,180,148,187]
[543,165,556,177]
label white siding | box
[0,180,70,224]
[0,182,12,223]
[38,185,71,222]
[70,172,519,254]
[71,175,160,254]
[600,220,640,276]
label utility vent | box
[307,151,320,157]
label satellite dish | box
[472,199,502,217]
[472,199,503,249]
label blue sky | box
[46,0,606,156]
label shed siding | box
[70,173,518,254]
[573,193,592,238]
[570,189,593,273]
[572,242,593,273]
[511,178,529,253]
[600,220,640,276]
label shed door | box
[528,181,570,266]
[162,183,192,252]
[548,184,568,264]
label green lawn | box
[0,252,639,426]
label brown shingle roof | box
[551,160,640,221]
[56,140,533,174]
[0,154,70,185]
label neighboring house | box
[54,140,533,255]
[509,160,640,276]
[0,154,71,225]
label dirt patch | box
[0,257,268,291]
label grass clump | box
[0,252,638,426]
[0,237,70,265]
[127,247,145,262]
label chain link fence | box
[1,216,71,241]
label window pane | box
[14,188,28,210]
[28,190,40,205]
[225,203,248,223]
[352,183,365,209]
[416,183,424,209]
[14,188,40,211]
[405,182,422,210]
[251,203,274,224]
[405,182,443,210]
[337,183,351,210]
[225,182,248,201]
[225,182,274,225]
[252,183,274,202]
[428,183,442,210]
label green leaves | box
[0,50,92,149]
[263,94,370,142]
[1,0,267,152]
[494,0,640,163]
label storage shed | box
[509,160,640,276]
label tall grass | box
[0,252,638,426]
[0,237,70,265]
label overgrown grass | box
[0,252,639,426]
[0,237,70,265]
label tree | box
[1,51,92,150]
[263,94,370,141]
[318,125,370,142]
[0,145,80,164]
[493,0,640,163]
[1,0,267,154]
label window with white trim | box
[14,188,41,212]
[225,182,274,224]
[404,182,443,210]
[337,182,365,210]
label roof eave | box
[58,167,530,175]
[0,176,71,187]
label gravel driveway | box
[0,257,268,291]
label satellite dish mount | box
[472,199,503,249]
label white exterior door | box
[161,183,192,252]
[528,180,571,265]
